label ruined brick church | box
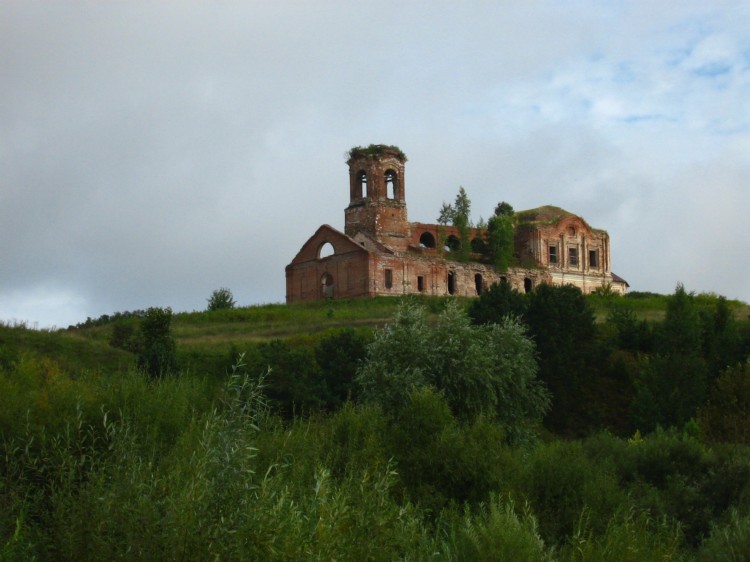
[286,145,628,303]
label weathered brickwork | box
[286,146,627,303]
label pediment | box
[288,224,370,266]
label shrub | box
[441,498,548,562]
[357,301,549,443]
[136,307,177,377]
[699,360,750,444]
[206,287,236,311]
[560,509,682,562]
[698,508,750,562]
[519,440,627,545]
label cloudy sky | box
[2,1,749,328]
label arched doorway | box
[321,273,334,298]
[448,271,456,295]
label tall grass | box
[3,350,750,559]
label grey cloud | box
[2,2,749,327]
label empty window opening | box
[384,268,393,289]
[318,242,335,259]
[417,276,424,292]
[471,237,485,253]
[356,170,367,198]
[568,247,579,267]
[524,278,533,293]
[321,273,334,299]
[549,245,558,265]
[385,169,397,199]
[448,271,456,295]
[589,249,599,268]
[445,235,461,252]
[474,274,483,295]
[419,232,436,248]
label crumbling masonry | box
[286,146,628,302]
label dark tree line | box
[469,280,750,438]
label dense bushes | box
[468,282,750,437]
[2,352,750,558]
[3,360,749,559]
[357,301,549,443]
[3,286,749,559]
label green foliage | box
[356,301,550,442]
[519,440,626,544]
[441,498,548,561]
[5,284,750,559]
[701,296,746,380]
[385,388,513,511]
[633,285,709,432]
[347,143,407,161]
[698,508,750,562]
[355,302,434,415]
[468,278,527,325]
[0,322,132,374]
[560,509,682,562]
[108,319,139,352]
[699,360,750,444]
[314,328,368,409]
[525,283,599,434]
[486,202,515,271]
[632,353,708,432]
[206,287,236,311]
[2,349,750,559]
[659,283,703,355]
[242,339,325,417]
[606,303,655,353]
[136,307,177,377]
[438,187,473,262]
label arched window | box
[318,242,335,259]
[474,274,483,295]
[385,169,397,199]
[384,268,393,289]
[356,170,367,199]
[524,278,533,293]
[445,235,461,252]
[448,271,456,295]
[321,273,334,298]
[419,231,436,248]
[471,237,485,253]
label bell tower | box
[344,144,410,249]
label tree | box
[356,300,549,443]
[632,284,708,431]
[700,296,743,380]
[486,202,515,271]
[468,278,527,326]
[494,201,514,217]
[525,283,599,434]
[207,287,236,311]
[437,187,472,262]
[699,360,750,444]
[315,328,368,409]
[658,283,701,356]
[137,307,177,377]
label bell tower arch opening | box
[344,144,410,250]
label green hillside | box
[2,288,750,560]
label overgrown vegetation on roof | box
[515,205,574,225]
[347,144,407,162]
